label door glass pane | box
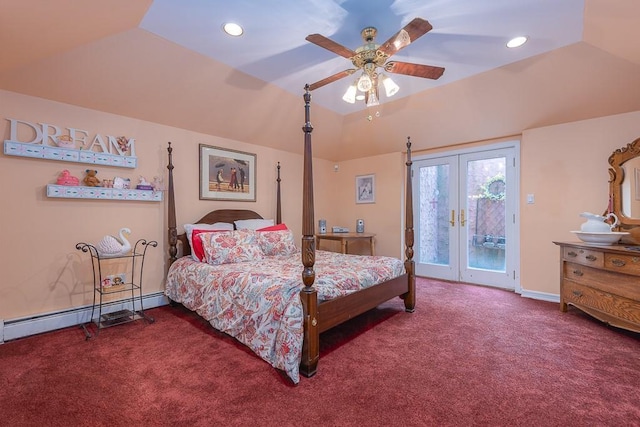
[466,157,506,272]
[418,164,450,266]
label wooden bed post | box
[299,85,320,377]
[403,137,416,312]
[276,162,282,224]
[167,142,178,265]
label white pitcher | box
[579,212,619,232]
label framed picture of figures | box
[355,174,375,204]
[199,144,256,201]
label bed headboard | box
[174,209,263,258]
[166,143,281,264]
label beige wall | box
[0,89,410,322]
[341,111,640,298]
[520,110,640,295]
[2,88,640,323]
[317,152,406,258]
[0,90,304,320]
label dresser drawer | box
[563,262,640,302]
[562,280,640,329]
[562,247,604,268]
[604,252,640,276]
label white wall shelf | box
[4,140,137,168]
[46,184,163,201]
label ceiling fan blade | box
[384,61,444,80]
[308,69,356,91]
[377,18,433,57]
[306,34,356,59]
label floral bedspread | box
[165,250,405,384]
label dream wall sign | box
[3,118,138,168]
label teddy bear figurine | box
[83,169,101,187]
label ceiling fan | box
[306,17,445,105]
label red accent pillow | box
[191,229,229,262]
[256,223,288,232]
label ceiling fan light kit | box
[381,74,400,97]
[356,72,373,92]
[366,90,379,107]
[342,82,357,103]
[306,17,445,107]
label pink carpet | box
[1,278,638,426]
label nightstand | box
[316,232,376,255]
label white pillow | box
[234,218,274,230]
[183,222,234,261]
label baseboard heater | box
[0,292,168,344]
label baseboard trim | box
[0,289,560,344]
[520,289,560,303]
[1,292,169,343]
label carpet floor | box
[1,278,638,426]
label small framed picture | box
[199,144,256,201]
[355,174,375,204]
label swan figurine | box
[96,228,132,258]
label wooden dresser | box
[554,242,640,333]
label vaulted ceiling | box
[1,0,639,161]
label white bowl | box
[571,231,629,245]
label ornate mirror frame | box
[608,136,640,231]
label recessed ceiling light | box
[506,36,528,48]
[356,94,365,101]
[223,22,243,37]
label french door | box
[412,144,520,291]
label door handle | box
[450,210,455,227]
[460,209,466,227]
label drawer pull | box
[585,255,597,261]
[572,269,584,277]
[567,251,578,258]
[572,290,583,297]
[611,258,626,267]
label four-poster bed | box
[165,86,415,383]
